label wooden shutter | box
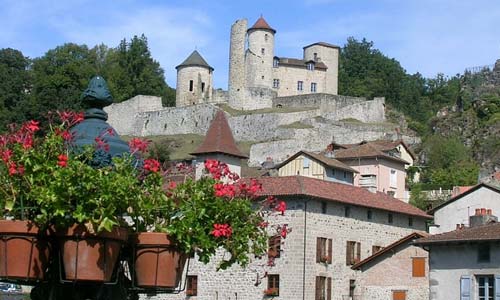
[412,257,425,277]
[317,238,321,263]
[460,275,471,300]
[192,276,198,295]
[315,276,321,300]
[393,290,406,300]
[356,242,361,263]
[346,241,352,265]
[327,277,332,300]
[495,275,500,300]
[327,239,332,264]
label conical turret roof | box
[190,110,247,159]
[248,16,276,33]
[176,50,214,71]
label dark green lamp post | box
[70,76,129,164]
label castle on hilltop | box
[175,16,339,110]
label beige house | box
[276,150,358,185]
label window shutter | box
[460,275,471,300]
[356,242,361,263]
[346,242,352,265]
[327,239,333,264]
[412,258,426,277]
[327,277,332,300]
[315,276,321,300]
[495,275,500,300]
[317,238,321,263]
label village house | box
[415,220,500,300]
[160,109,431,300]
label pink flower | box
[1,149,12,163]
[58,111,84,126]
[144,159,161,173]
[57,154,68,167]
[129,138,150,154]
[275,201,286,215]
[211,223,233,238]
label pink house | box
[328,142,409,202]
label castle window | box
[273,58,279,68]
[265,34,268,42]
[261,48,265,55]
[388,213,393,224]
[267,274,280,296]
[311,82,317,93]
[314,52,318,60]
[273,79,280,89]
[307,62,315,71]
[189,80,193,92]
[201,82,205,92]
[297,81,303,91]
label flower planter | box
[0,220,50,281]
[131,232,186,288]
[55,224,128,282]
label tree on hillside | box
[103,35,175,107]
[0,48,32,128]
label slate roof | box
[352,232,428,270]
[255,176,432,219]
[276,57,328,70]
[332,143,409,165]
[248,16,276,33]
[303,42,340,49]
[190,110,247,159]
[414,222,500,244]
[275,150,358,173]
[427,183,500,214]
[176,50,214,71]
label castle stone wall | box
[211,89,229,104]
[246,28,274,89]
[273,93,365,109]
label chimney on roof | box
[470,208,497,227]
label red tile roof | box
[255,176,432,219]
[370,139,416,160]
[190,110,247,159]
[332,143,409,165]
[352,232,428,270]
[414,222,500,244]
[248,16,276,33]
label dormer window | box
[307,62,314,71]
[273,58,279,68]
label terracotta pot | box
[0,220,50,281]
[132,232,187,288]
[55,224,128,282]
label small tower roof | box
[176,50,214,71]
[248,16,276,34]
[190,110,248,159]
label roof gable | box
[415,222,500,244]
[275,150,358,173]
[333,143,409,165]
[190,110,247,159]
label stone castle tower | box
[175,50,214,107]
[245,17,276,89]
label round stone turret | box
[246,16,275,89]
[176,50,214,107]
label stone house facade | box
[428,183,500,234]
[157,176,430,300]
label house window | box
[393,290,407,300]
[261,48,265,55]
[343,171,347,179]
[311,82,317,92]
[186,275,198,296]
[267,274,279,296]
[412,257,425,277]
[477,275,495,300]
[268,235,281,258]
[189,80,194,92]
[316,237,332,264]
[201,82,205,92]
[344,206,351,217]
[408,217,413,227]
[388,213,393,224]
[387,191,396,197]
[346,241,361,265]
[273,79,280,88]
[315,276,331,300]
[303,157,310,168]
[390,169,397,187]
[297,81,303,91]
[372,245,383,254]
[367,210,372,220]
[321,201,327,214]
[349,280,356,298]
[307,62,315,71]
[478,243,490,262]
[273,58,279,68]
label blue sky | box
[1,0,499,89]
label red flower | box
[168,181,177,189]
[211,223,233,238]
[95,137,110,152]
[129,138,150,154]
[1,149,12,163]
[279,224,290,239]
[23,120,40,133]
[275,201,286,215]
[57,154,68,167]
[144,159,161,173]
[214,183,236,198]
[58,111,84,126]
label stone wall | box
[273,93,365,109]
[228,19,248,110]
[271,65,328,97]
[156,196,427,300]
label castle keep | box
[175,17,339,110]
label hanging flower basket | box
[55,224,128,282]
[131,232,187,288]
[0,220,50,281]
